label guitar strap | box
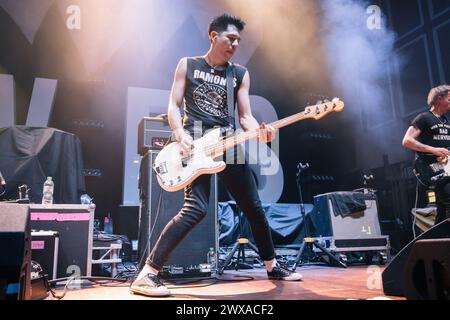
[226,62,235,131]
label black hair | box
[208,13,246,35]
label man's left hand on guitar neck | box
[257,122,277,143]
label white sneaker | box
[130,273,171,297]
[267,263,303,281]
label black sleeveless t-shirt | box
[182,57,247,135]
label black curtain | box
[0,126,85,204]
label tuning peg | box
[316,100,323,105]
[332,97,340,102]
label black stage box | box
[30,204,94,279]
[31,230,59,280]
[0,204,31,300]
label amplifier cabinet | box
[311,192,390,253]
[138,151,218,275]
[30,204,94,279]
[137,117,172,156]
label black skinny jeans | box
[434,178,450,225]
[146,163,275,271]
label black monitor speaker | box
[403,238,450,300]
[382,218,450,297]
[0,204,31,300]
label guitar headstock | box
[303,98,345,120]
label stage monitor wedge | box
[382,218,450,297]
[0,204,31,300]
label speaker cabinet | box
[310,192,389,253]
[382,218,450,297]
[404,238,450,300]
[29,204,94,279]
[0,204,31,300]
[138,151,218,273]
[116,205,139,243]
[312,192,381,238]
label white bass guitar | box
[154,98,344,192]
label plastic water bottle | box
[104,213,113,234]
[207,247,216,275]
[41,177,54,204]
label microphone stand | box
[291,162,347,271]
[217,204,259,275]
[0,170,6,197]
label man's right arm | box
[402,125,450,158]
[167,58,193,155]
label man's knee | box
[180,201,208,223]
[191,206,208,221]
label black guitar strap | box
[226,62,235,131]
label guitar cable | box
[412,179,419,238]
[411,162,432,239]
[130,185,165,285]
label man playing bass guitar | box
[130,13,302,298]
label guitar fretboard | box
[203,100,342,157]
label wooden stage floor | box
[47,265,404,300]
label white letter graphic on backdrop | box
[66,5,81,30]
[366,5,381,30]
[0,74,57,127]
[0,74,15,127]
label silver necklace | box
[431,111,447,125]
[204,56,224,73]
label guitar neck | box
[206,110,309,157]
[271,110,310,130]
[204,99,344,157]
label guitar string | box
[179,102,340,161]
[200,105,329,156]
[181,111,305,161]
[181,107,325,161]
